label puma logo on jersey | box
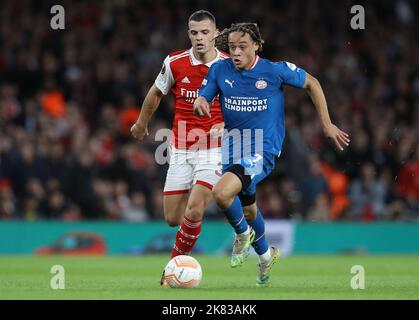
[181,76,191,83]
[225,79,234,88]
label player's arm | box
[303,73,350,151]
[132,55,173,141]
[131,84,163,140]
[194,63,221,118]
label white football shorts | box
[163,146,222,195]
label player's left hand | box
[323,124,350,151]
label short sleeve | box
[199,62,221,102]
[275,61,307,88]
[154,56,174,95]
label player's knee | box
[164,215,183,227]
[212,186,232,209]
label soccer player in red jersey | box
[131,10,228,284]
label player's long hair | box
[215,22,264,53]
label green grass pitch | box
[1,255,418,299]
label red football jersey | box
[155,48,229,149]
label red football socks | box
[172,216,202,258]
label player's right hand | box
[193,97,211,118]
[130,122,149,141]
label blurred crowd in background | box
[0,0,418,222]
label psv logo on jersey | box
[255,79,267,89]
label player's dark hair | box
[188,10,216,26]
[215,22,264,53]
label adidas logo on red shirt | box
[181,77,191,83]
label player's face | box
[228,32,259,70]
[188,19,218,54]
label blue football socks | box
[247,208,269,255]
[223,196,249,234]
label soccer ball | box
[163,255,202,288]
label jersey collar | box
[189,47,220,67]
[247,55,260,70]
